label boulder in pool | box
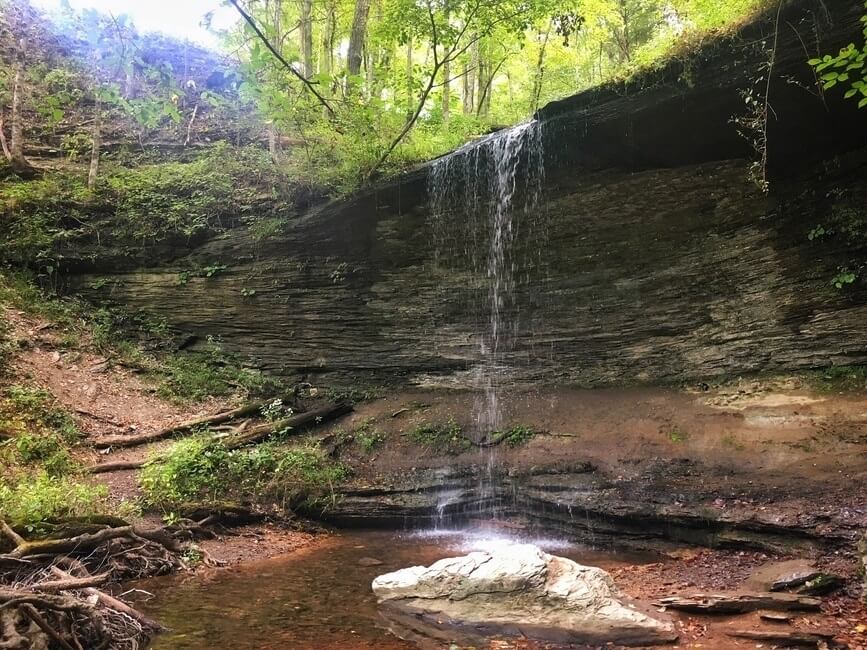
[371,543,677,647]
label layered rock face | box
[68,0,867,387]
[372,544,676,647]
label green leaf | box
[859,96,867,108]
[845,88,858,98]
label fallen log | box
[726,629,839,647]
[655,591,821,613]
[49,567,166,631]
[225,401,352,449]
[87,460,146,474]
[92,394,296,449]
[85,403,351,474]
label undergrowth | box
[411,419,471,454]
[0,384,129,531]
[0,145,297,269]
[807,365,867,393]
[139,436,348,512]
[492,424,537,448]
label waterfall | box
[427,120,545,524]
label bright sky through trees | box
[31,0,236,45]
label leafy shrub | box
[139,437,233,506]
[139,437,346,510]
[0,472,112,530]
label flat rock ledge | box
[372,544,677,648]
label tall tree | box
[347,0,372,80]
[299,0,314,77]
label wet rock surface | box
[325,459,867,553]
[372,544,677,647]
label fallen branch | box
[33,571,111,593]
[87,461,146,474]
[225,401,352,449]
[656,591,821,613]
[92,394,295,449]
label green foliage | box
[101,145,289,243]
[411,419,471,453]
[493,424,537,447]
[353,419,385,453]
[668,428,689,443]
[139,437,234,506]
[0,385,81,479]
[808,365,867,393]
[0,472,113,530]
[809,3,867,109]
[156,343,276,405]
[139,437,346,510]
[0,146,294,266]
[831,268,857,289]
[1,384,80,445]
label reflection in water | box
[137,529,657,650]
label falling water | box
[427,120,545,522]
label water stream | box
[136,529,656,650]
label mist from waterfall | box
[427,120,545,522]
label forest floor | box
[2,301,866,648]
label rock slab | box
[371,544,677,647]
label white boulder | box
[372,544,676,647]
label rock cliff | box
[68,0,867,387]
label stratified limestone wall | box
[67,0,867,387]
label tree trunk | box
[320,1,335,77]
[346,0,372,83]
[462,62,474,115]
[300,0,314,78]
[442,58,450,122]
[9,38,27,168]
[87,95,101,190]
[530,21,553,113]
